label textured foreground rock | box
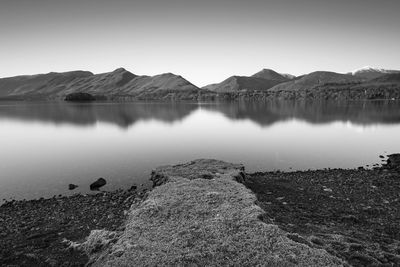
[84,159,343,266]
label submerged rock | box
[90,178,107,190]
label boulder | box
[68,184,78,190]
[90,178,107,190]
[382,154,400,172]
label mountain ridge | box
[202,75,282,93]
[350,66,400,80]
[251,69,290,83]
[0,66,399,101]
[202,68,295,93]
[269,71,361,92]
[0,68,207,101]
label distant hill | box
[251,69,290,83]
[351,67,400,80]
[266,71,400,101]
[123,73,199,93]
[269,71,361,92]
[202,69,291,93]
[202,75,283,93]
[63,68,137,96]
[0,71,93,98]
[115,73,209,100]
[0,69,212,101]
[280,73,296,80]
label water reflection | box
[0,100,400,128]
[0,102,196,128]
[1,100,400,202]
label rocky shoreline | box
[0,189,146,267]
[246,168,400,266]
[1,155,399,266]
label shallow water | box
[1,100,400,202]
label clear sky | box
[0,0,399,86]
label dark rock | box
[199,173,214,179]
[379,155,385,159]
[45,258,58,267]
[68,184,78,190]
[129,185,137,191]
[90,178,107,190]
[150,172,169,188]
[349,252,380,266]
[381,153,400,172]
[234,171,247,183]
[340,215,360,224]
[310,236,325,246]
[387,153,400,165]
[348,243,365,251]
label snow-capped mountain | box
[351,66,400,80]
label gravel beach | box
[245,167,400,266]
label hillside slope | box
[0,71,93,98]
[203,75,282,93]
[269,71,361,92]
[61,68,137,97]
[369,73,400,83]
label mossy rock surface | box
[84,159,343,266]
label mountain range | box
[0,68,211,101]
[0,67,399,101]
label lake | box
[1,100,400,202]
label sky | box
[0,0,399,86]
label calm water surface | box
[1,100,400,202]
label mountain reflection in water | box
[0,100,400,128]
[1,100,400,202]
